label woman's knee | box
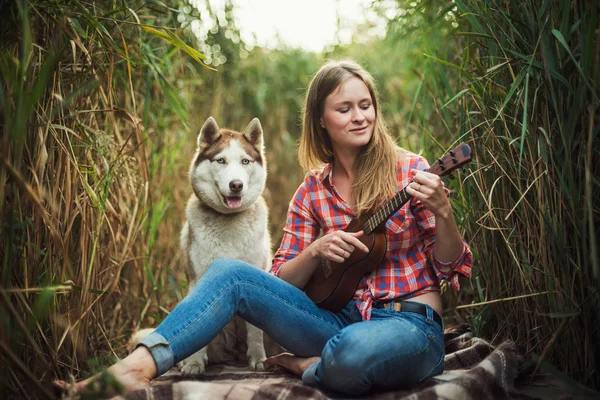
[187,259,257,297]
[317,323,438,394]
[206,258,255,277]
[322,330,368,370]
[318,330,375,393]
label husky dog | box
[178,116,271,375]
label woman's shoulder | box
[303,164,331,184]
[292,165,330,198]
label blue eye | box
[216,158,225,164]
[242,159,250,165]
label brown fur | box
[194,129,263,167]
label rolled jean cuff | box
[137,331,174,376]
[301,361,321,387]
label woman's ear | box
[320,118,325,128]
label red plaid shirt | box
[270,151,473,320]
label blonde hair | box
[298,60,400,215]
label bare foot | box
[264,352,320,377]
[53,347,157,397]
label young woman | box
[54,60,472,396]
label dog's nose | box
[229,180,243,192]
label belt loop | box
[425,304,433,325]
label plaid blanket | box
[124,325,535,400]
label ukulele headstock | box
[427,143,472,177]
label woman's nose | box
[351,107,365,122]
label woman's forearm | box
[278,243,321,289]
[432,207,465,263]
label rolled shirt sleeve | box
[411,156,473,290]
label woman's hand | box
[406,169,465,263]
[311,230,369,263]
[277,229,368,289]
[406,169,452,218]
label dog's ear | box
[198,117,220,148]
[243,118,263,148]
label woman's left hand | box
[406,169,452,219]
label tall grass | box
[381,0,599,389]
[0,1,207,397]
[1,0,597,396]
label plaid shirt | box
[270,152,473,320]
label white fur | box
[127,328,155,354]
[179,117,271,375]
[126,118,278,374]
[191,139,266,216]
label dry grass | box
[0,1,198,397]
[399,0,600,389]
[0,0,598,398]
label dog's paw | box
[180,353,208,376]
[247,346,267,371]
[180,360,207,375]
[248,355,266,371]
[247,339,267,371]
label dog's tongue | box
[226,197,242,208]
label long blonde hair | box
[298,60,400,215]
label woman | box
[54,60,472,396]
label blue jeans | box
[139,259,445,395]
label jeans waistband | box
[372,300,443,328]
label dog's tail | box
[127,328,155,353]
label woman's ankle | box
[121,346,158,381]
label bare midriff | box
[409,291,443,317]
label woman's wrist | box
[434,203,453,220]
[308,239,321,260]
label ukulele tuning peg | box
[437,159,446,171]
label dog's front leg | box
[180,347,209,376]
[245,322,266,371]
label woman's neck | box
[331,149,360,207]
[332,147,360,183]
[332,155,356,183]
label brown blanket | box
[124,325,536,400]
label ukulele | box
[304,143,472,312]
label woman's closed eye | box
[338,104,371,113]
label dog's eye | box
[242,159,250,165]
[216,158,225,164]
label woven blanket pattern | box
[124,324,534,400]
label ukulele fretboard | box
[364,189,411,234]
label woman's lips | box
[350,126,368,133]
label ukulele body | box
[304,216,387,312]
[303,143,472,313]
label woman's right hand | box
[278,230,370,289]
[311,230,369,263]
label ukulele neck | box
[363,189,411,235]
